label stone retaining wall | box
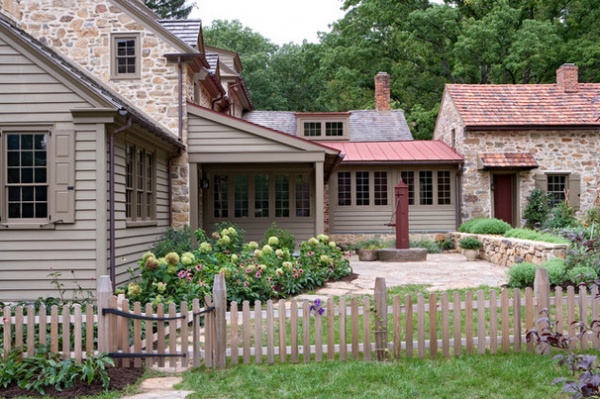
[454,233,568,267]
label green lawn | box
[178,352,568,398]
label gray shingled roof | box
[157,19,201,49]
[242,110,413,141]
[205,53,219,74]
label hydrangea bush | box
[121,228,352,306]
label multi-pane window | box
[337,172,351,206]
[437,171,451,205]
[254,174,269,217]
[419,171,433,205]
[303,122,321,137]
[400,171,415,205]
[125,144,154,222]
[212,172,311,220]
[6,133,48,219]
[325,122,344,137]
[374,172,388,206]
[547,175,567,207]
[356,171,370,206]
[112,34,140,79]
[213,175,228,218]
[295,174,311,217]
[275,175,290,217]
[234,175,249,218]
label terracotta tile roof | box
[321,141,463,164]
[479,153,538,170]
[446,83,600,128]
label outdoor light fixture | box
[200,178,209,189]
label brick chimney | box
[375,72,391,111]
[556,63,578,93]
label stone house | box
[244,72,464,244]
[433,64,600,226]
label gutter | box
[109,111,132,292]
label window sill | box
[126,220,158,228]
[0,222,56,230]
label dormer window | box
[296,113,350,141]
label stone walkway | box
[121,252,508,399]
[298,252,508,300]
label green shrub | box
[566,266,598,286]
[410,239,442,253]
[458,237,482,250]
[260,223,296,253]
[459,218,511,235]
[523,188,549,229]
[543,202,580,229]
[151,226,193,258]
[507,262,537,288]
[353,238,391,251]
[458,218,485,233]
[504,228,570,244]
[542,258,567,286]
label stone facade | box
[435,90,600,224]
[0,0,222,227]
[455,233,567,267]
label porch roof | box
[321,141,464,165]
[478,152,539,170]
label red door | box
[493,174,514,226]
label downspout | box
[109,112,132,292]
[455,163,464,230]
[177,56,183,141]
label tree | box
[144,0,193,19]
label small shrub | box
[543,202,580,229]
[437,238,455,251]
[566,266,598,286]
[260,223,296,253]
[459,218,511,235]
[584,206,600,227]
[507,262,537,288]
[410,239,441,253]
[151,226,193,258]
[504,228,570,244]
[542,258,567,286]
[458,237,482,250]
[523,188,550,229]
[353,238,391,251]
[212,222,245,252]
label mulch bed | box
[1,367,144,399]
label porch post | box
[315,161,324,235]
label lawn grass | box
[178,352,568,398]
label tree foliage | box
[205,0,600,139]
[144,0,193,19]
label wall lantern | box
[200,178,209,190]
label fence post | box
[213,274,227,369]
[534,268,550,354]
[374,277,388,361]
[97,275,112,354]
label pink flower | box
[294,274,299,279]
[255,271,262,278]
[244,281,250,287]
[299,268,304,274]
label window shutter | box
[51,130,75,223]
[568,173,581,211]
[534,174,547,191]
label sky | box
[190,0,347,45]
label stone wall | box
[454,233,568,267]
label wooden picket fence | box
[1,270,599,369]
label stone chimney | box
[375,72,391,111]
[556,63,578,93]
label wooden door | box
[493,174,514,226]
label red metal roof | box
[479,153,538,170]
[446,83,600,128]
[321,141,463,164]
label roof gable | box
[446,82,600,129]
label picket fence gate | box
[1,269,599,369]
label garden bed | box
[453,233,568,267]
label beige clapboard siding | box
[188,116,298,154]
[331,207,456,234]
[0,37,100,301]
